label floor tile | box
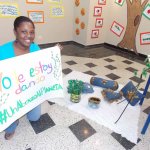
[111,132,141,149]
[125,67,138,73]
[30,113,55,134]
[143,106,150,115]
[83,71,97,76]
[0,43,149,150]
[88,53,97,58]
[139,88,150,99]
[62,68,72,75]
[106,73,120,80]
[145,91,150,99]
[104,65,117,70]
[104,58,115,62]
[122,60,133,64]
[69,119,96,142]
[84,63,97,68]
[48,101,55,105]
[66,60,77,65]
[130,76,145,84]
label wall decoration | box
[76,28,80,35]
[0,46,63,132]
[94,7,102,16]
[75,17,80,24]
[50,6,64,18]
[95,18,103,28]
[75,0,80,7]
[26,0,43,4]
[91,29,99,38]
[81,8,85,16]
[0,3,19,17]
[47,0,62,4]
[28,11,44,23]
[142,4,150,20]
[115,0,125,6]
[98,0,106,5]
[117,0,148,54]
[140,32,150,45]
[110,21,124,37]
[80,22,85,29]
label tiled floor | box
[0,43,150,150]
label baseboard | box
[39,41,147,61]
[104,43,147,61]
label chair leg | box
[139,75,150,106]
[141,114,150,134]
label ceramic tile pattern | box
[0,43,150,150]
[69,119,96,142]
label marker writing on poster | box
[0,84,63,125]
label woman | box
[0,16,41,140]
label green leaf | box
[134,70,137,76]
[142,70,147,78]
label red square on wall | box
[95,18,103,28]
[91,29,99,38]
[94,7,102,16]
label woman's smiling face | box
[14,21,35,49]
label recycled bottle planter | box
[70,89,81,103]
[90,77,118,90]
[67,79,83,103]
[101,89,122,103]
[88,97,101,109]
[120,81,144,106]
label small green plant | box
[67,80,83,103]
[134,56,150,88]
[67,80,83,95]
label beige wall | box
[73,0,90,45]
[85,0,110,45]
[0,0,74,45]
[106,1,150,55]
[72,0,109,46]
[0,0,149,55]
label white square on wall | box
[91,29,99,38]
[95,18,103,28]
[94,7,102,16]
[110,21,124,37]
[98,0,106,5]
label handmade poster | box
[115,0,125,6]
[0,3,19,17]
[0,46,64,132]
[142,4,150,20]
[94,7,102,16]
[50,6,64,18]
[26,0,43,4]
[98,0,106,5]
[47,0,62,4]
[28,11,44,23]
[140,32,150,45]
[95,18,103,28]
[110,21,124,37]
[91,29,99,38]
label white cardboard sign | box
[0,46,64,132]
